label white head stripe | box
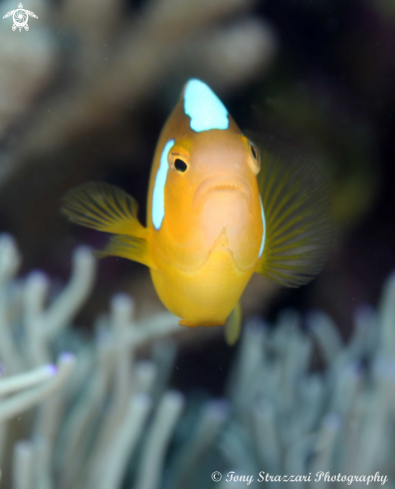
[184,79,229,132]
[152,139,174,230]
[259,196,266,258]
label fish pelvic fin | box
[94,234,155,268]
[62,182,155,268]
[224,302,242,346]
[255,141,333,288]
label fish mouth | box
[193,174,252,211]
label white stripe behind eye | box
[184,79,229,132]
[259,195,266,258]
[152,139,174,230]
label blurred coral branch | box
[0,0,276,290]
[0,0,276,183]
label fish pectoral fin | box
[255,142,333,287]
[62,182,155,268]
[94,234,155,269]
[224,302,242,346]
[62,182,147,239]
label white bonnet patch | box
[184,79,229,132]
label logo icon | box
[2,3,38,32]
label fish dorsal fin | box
[62,182,147,239]
[255,142,333,287]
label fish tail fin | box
[255,141,333,287]
[62,182,155,268]
[224,302,242,345]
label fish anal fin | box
[224,302,242,345]
[255,141,333,288]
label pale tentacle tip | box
[324,412,343,431]
[45,364,58,376]
[58,351,76,364]
[208,399,232,420]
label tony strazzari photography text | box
[224,471,388,485]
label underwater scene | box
[0,0,395,487]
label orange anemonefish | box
[62,79,333,344]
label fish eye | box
[169,151,190,174]
[248,141,261,175]
[249,142,260,162]
[174,158,188,173]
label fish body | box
[62,79,333,343]
[147,88,263,326]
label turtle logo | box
[2,3,38,32]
